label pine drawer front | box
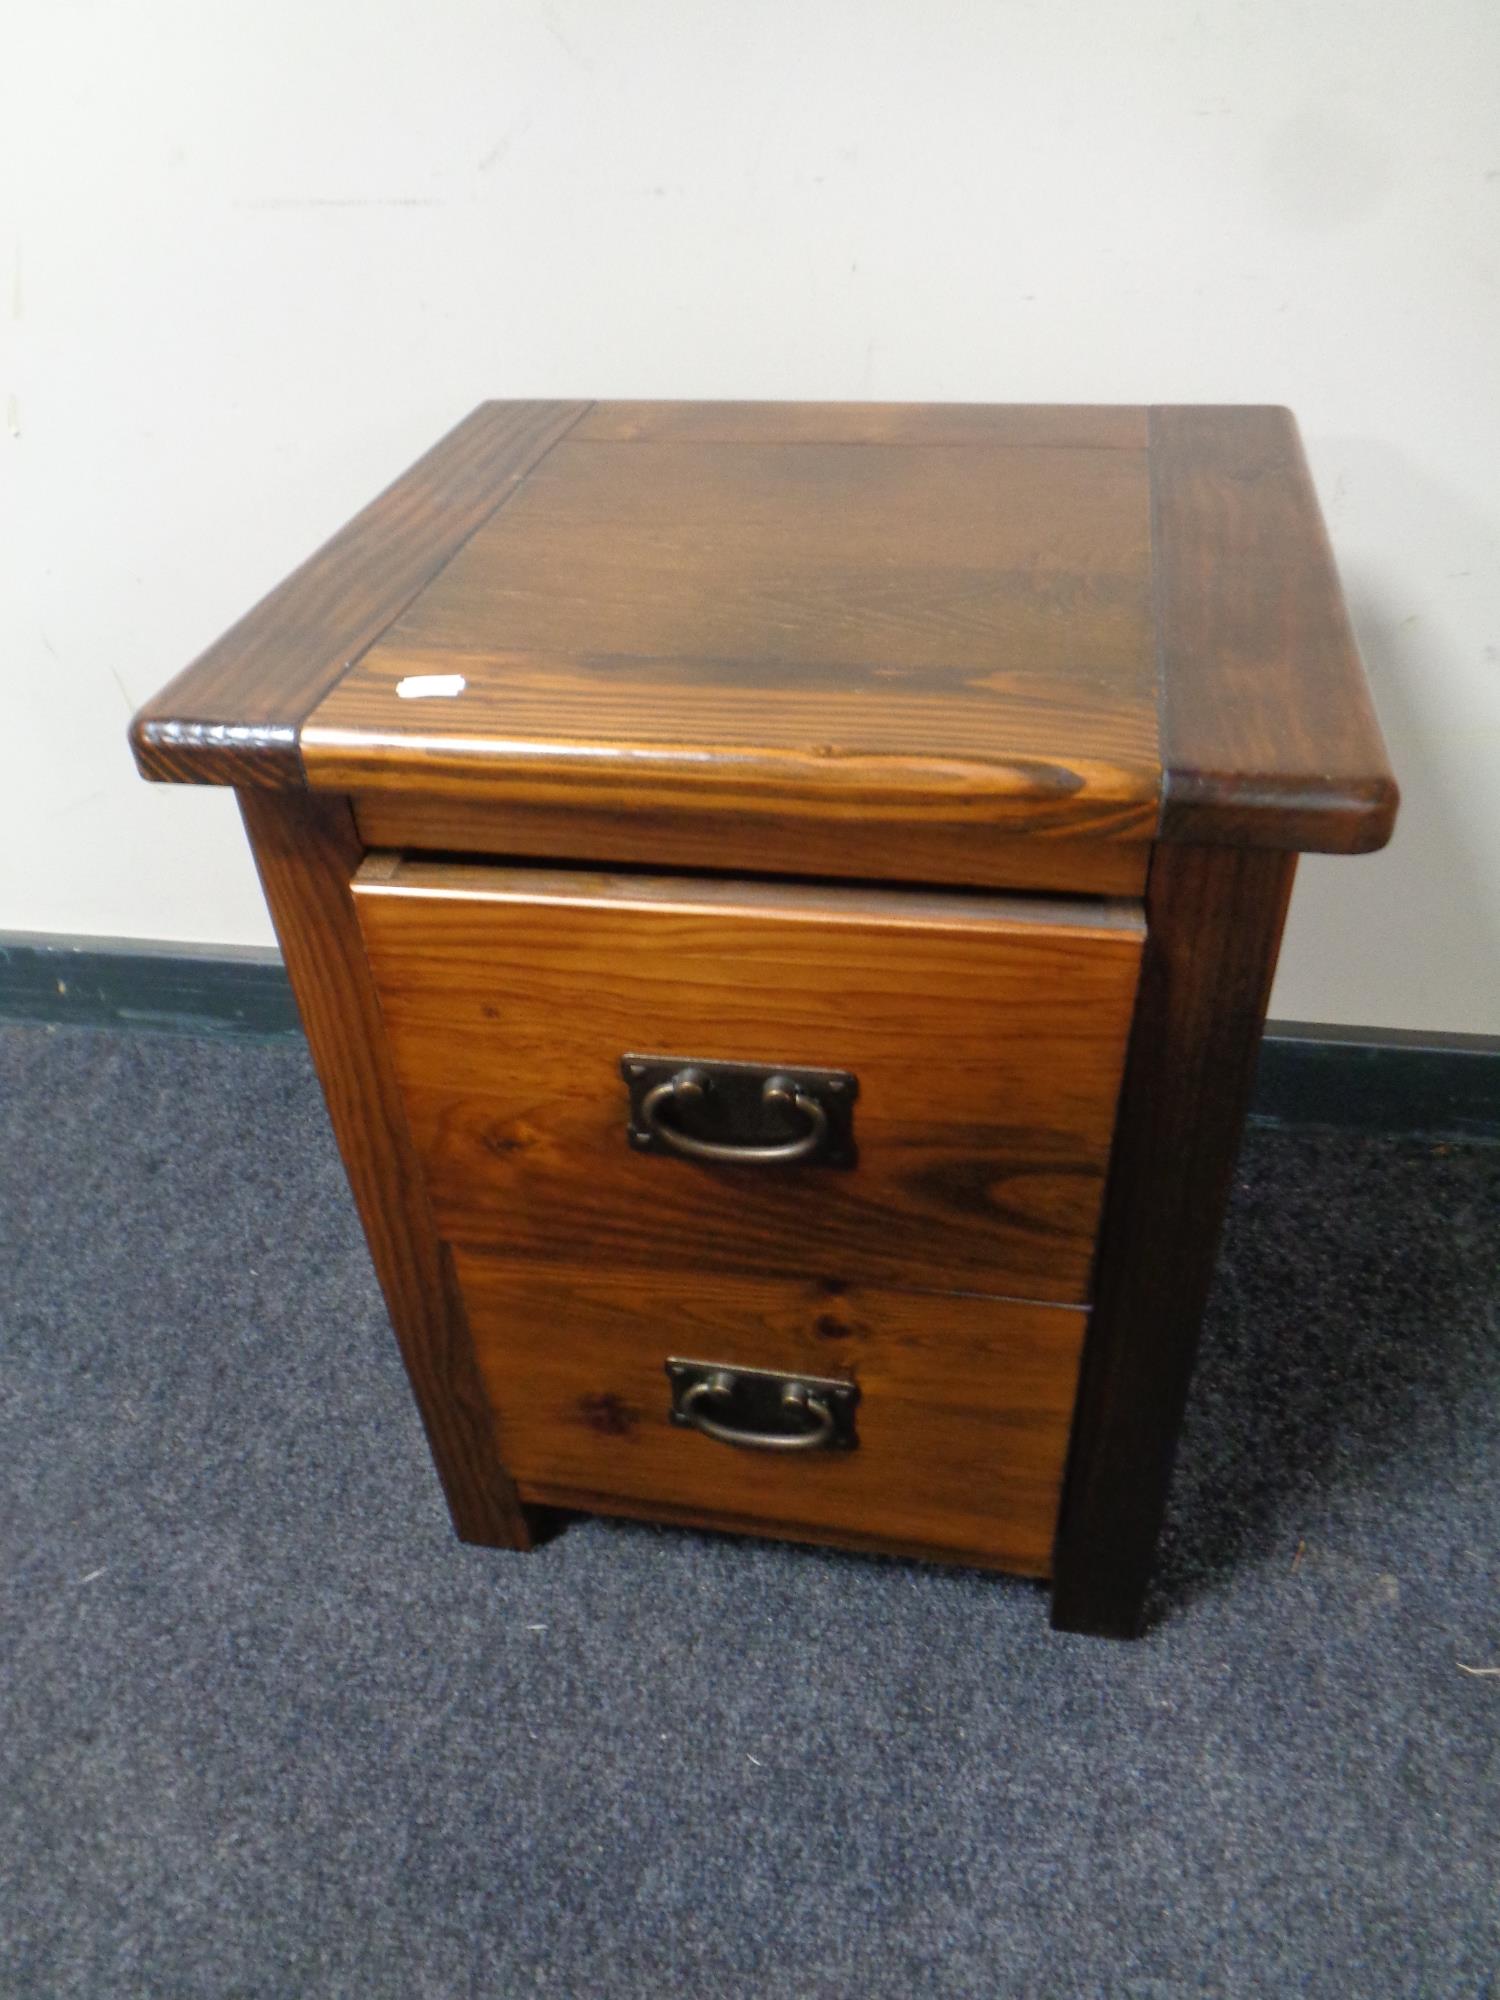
[454,1255,1089,1574]
[351,859,1145,1305]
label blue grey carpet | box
[1,1022,1496,1998]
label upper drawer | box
[352,860,1143,1304]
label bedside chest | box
[132,401,1396,1636]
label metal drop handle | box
[678,1371,837,1451]
[637,1068,830,1166]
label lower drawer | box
[455,1253,1088,1575]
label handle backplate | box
[666,1359,860,1452]
[622,1055,858,1168]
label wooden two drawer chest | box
[132,401,1396,1636]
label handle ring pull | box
[679,1371,837,1452]
[638,1068,830,1167]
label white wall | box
[4,0,1497,1032]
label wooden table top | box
[133,401,1396,862]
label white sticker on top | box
[395,674,467,700]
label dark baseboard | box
[1249,1020,1500,1147]
[0,933,299,1041]
[2,934,1496,1143]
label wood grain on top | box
[130,400,591,786]
[1149,405,1397,851]
[569,401,1150,448]
[302,430,1163,872]
[135,399,1395,862]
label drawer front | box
[353,860,1142,1303]
[455,1254,1089,1574]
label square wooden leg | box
[1051,844,1297,1636]
[238,787,542,1550]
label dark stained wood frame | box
[1149,406,1397,853]
[1049,844,1297,1635]
[132,401,591,787]
[129,400,1398,1634]
[237,787,540,1548]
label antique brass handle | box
[678,1370,837,1451]
[637,1067,830,1166]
